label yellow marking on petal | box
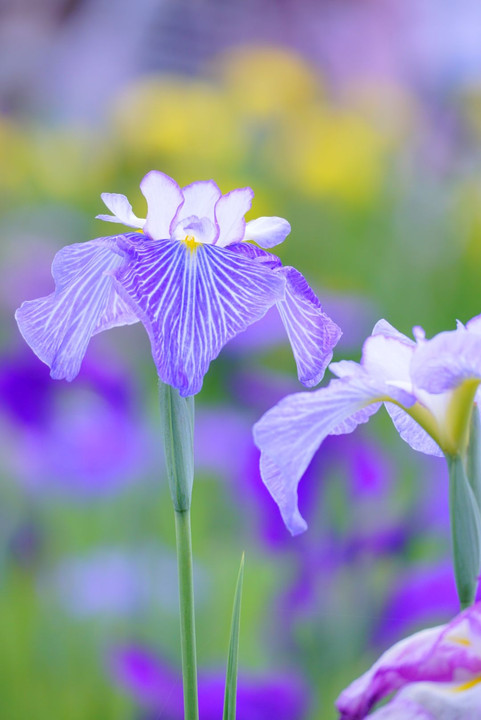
[182,235,201,253]
[450,636,471,646]
[455,675,481,692]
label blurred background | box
[2,0,481,718]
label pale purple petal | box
[253,377,387,534]
[15,238,132,381]
[140,171,184,240]
[336,604,481,720]
[96,192,144,229]
[385,403,443,457]
[171,215,217,245]
[114,239,285,397]
[276,266,341,387]
[214,187,254,247]
[372,319,416,346]
[244,216,291,248]
[411,327,481,394]
[391,680,481,719]
[362,334,415,389]
[174,179,221,231]
[466,314,481,335]
[369,697,434,719]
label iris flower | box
[253,317,481,535]
[336,602,481,719]
[15,171,340,396]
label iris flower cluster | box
[15,171,481,719]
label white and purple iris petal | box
[15,237,139,382]
[336,602,481,720]
[254,316,481,534]
[16,170,340,396]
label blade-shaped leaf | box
[223,553,245,720]
[448,454,481,609]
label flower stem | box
[158,382,198,719]
[174,508,199,720]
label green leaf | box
[223,553,245,720]
[158,382,195,512]
[447,454,481,609]
[467,408,481,513]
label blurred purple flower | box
[337,602,481,719]
[49,545,208,619]
[16,171,340,396]
[0,346,150,497]
[254,316,481,534]
[374,560,481,648]
[109,645,310,720]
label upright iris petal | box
[16,171,340,396]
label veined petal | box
[411,327,481,394]
[253,376,387,535]
[113,239,286,397]
[214,188,254,247]
[385,403,443,457]
[336,604,481,720]
[15,238,133,382]
[275,266,341,387]
[140,171,184,240]
[244,216,291,248]
[96,193,144,229]
[227,241,282,269]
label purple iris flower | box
[254,316,481,534]
[336,602,481,719]
[15,171,340,397]
[109,645,309,720]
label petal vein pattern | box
[276,266,342,387]
[15,239,134,381]
[253,377,384,534]
[114,240,286,396]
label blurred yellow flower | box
[218,45,320,119]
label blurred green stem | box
[174,508,199,720]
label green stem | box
[174,508,199,720]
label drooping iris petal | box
[214,187,254,247]
[244,216,291,248]
[276,266,342,387]
[253,377,395,534]
[96,193,144,228]
[140,170,184,240]
[229,243,341,387]
[336,604,481,720]
[411,327,481,394]
[114,239,285,396]
[385,403,443,457]
[15,239,131,381]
